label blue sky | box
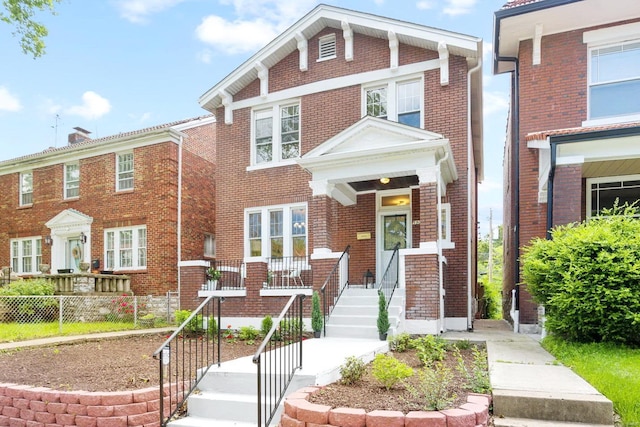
[0,0,509,236]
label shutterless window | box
[246,205,307,258]
[280,105,300,160]
[20,171,33,206]
[252,103,300,166]
[366,87,388,119]
[270,210,284,257]
[104,225,146,270]
[249,212,262,256]
[255,109,273,164]
[397,80,421,127]
[291,207,307,257]
[204,234,216,257]
[10,237,41,274]
[590,41,640,119]
[589,178,640,217]
[117,153,134,191]
[318,34,336,60]
[65,163,80,198]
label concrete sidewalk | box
[444,320,614,427]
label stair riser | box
[324,325,396,339]
[188,396,258,421]
[328,315,400,328]
[196,372,258,393]
[331,306,402,317]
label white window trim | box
[204,233,216,258]
[104,225,147,271]
[64,162,80,200]
[362,74,424,128]
[248,101,301,170]
[116,152,134,192]
[317,33,337,62]
[440,203,455,249]
[586,174,640,219]
[10,237,42,275]
[244,203,308,259]
[19,171,33,206]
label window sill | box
[247,159,298,172]
[115,189,135,194]
[17,204,32,210]
[583,114,640,128]
[260,288,313,297]
[63,197,79,202]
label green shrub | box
[522,205,640,345]
[311,291,323,333]
[453,345,491,394]
[0,278,58,322]
[377,291,390,336]
[403,363,456,410]
[238,325,260,341]
[389,332,413,352]
[371,353,413,390]
[174,310,216,336]
[279,318,303,337]
[261,315,273,337]
[339,356,366,385]
[411,335,447,366]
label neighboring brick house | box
[0,115,216,297]
[196,4,484,334]
[494,0,640,332]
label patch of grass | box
[0,322,138,343]
[542,336,640,426]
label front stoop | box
[325,287,404,339]
[494,417,614,427]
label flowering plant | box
[206,267,221,281]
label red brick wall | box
[552,164,584,226]
[405,254,439,320]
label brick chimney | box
[68,127,92,145]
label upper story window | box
[20,171,33,206]
[587,175,640,218]
[11,237,42,274]
[363,77,423,128]
[589,41,640,120]
[65,163,80,199]
[245,204,307,258]
[252,103,300,166]
[105,225,146,270]
[204,233,216,258]
[117,152,134,191]
[318,34,336,61]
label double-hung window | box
[252,103,300,166]
[363,78,423,128]
[10,237,42,274]
[117,152,134,191]
[245,204,307,258]
[20,171,33,206]
[65,163,80,199]
[104,226,146,270]
[204,234,216,258]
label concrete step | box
[328,314,377,326]
[324,324,396,339]
[493,417,613,427]
[170,416,259,427]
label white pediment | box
[46,209,93,230]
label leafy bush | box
[453,345,491,393]
[279,318,303,337]
[411,335,447,366]
[261,315,273,337]
[403,363,456,410]
[311,291,323,333]
[377,291,390,335]
[389,332,413,352]
[238,325,260,341]
[174,309,216,336]
[522,206,640,345]
[339,356,366,385]
[371,353,413,390]
[0,278,58,322]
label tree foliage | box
[521,207,640,346]
[477,226,502,319]
[1,0,61,58]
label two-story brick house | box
[197,4,484,334]
[494,0,640,332]
[0,115,216,297]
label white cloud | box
[129,111,152,123]
[0,86,22,112]
[115,0,185,24]
[484,91,509,117]
[196,49,213,64]
[416,1,435,10]
[65,91,112,120]
[443,0,477,16]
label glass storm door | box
[377,211,410,283]
[66,238,83,271]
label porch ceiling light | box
[380,177,390,184]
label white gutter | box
[436,151,449,333]
[467,42,482,330]
[177,135,183,309]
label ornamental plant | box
[377,291,390,336]
[371,353,413,390]
[521,205,640,345]
[311,291,323,333]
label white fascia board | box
[557,134,640,163]
[583,21,640,46]
[172,116,216,132]
[527,138,549,149]
[0,129,183,176]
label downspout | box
[177,135,183,309]
[436,151,449,334]
[546,139,557,239]
[467,43,482,331]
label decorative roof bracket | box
[219,89,233,125]
[255,61,268,98]
[533,23,543,66]
[388,30,399,70]
[295,32,308,71]
[438,41,449,86]
[341,20,353,62]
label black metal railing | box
[152,296,222,427]
[264,256,311,289]
[379,243,400,308]
[320,245,350,336]
[252,294,305,427]
[202,259,245,291]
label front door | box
[66,238,83,271]
[377,191,411,283]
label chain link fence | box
[0,294,177,343]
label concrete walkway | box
[444,320,615,427]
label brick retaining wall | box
[280,387,491,427]
[0,383,176,427]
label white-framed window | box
[363,77,423,128]
[587,175,640,218]
[10,237,42,274]
[252,102,300,166]
[204,233,216,257]
[64,163,80,199]
[440,203,452,242]
[318,34,336,61]
[104,225,146,270]
[20,171,33,206]
[117,152,134,191]
[589,40,640,120]
[245,204,307,258]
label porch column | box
[309,180,335,253]
[417,168,439,244]
[552,164,584,227]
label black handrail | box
[152,296,222,427]
[252,294,305,427]
[379,243,400,308]
[319,245,350,337]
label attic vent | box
[318,34,336,60]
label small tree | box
[311,291,323,335]
[377,291,390,339]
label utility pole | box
[488,208,494,284]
